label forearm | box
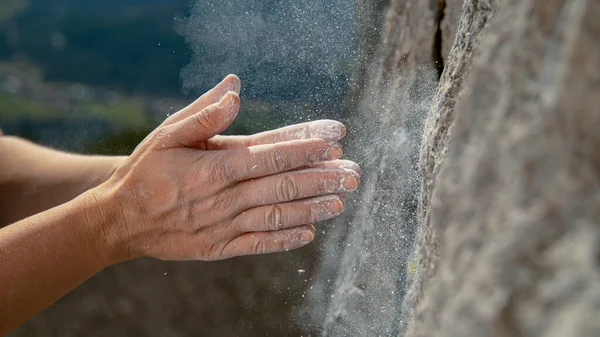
[0,136,125,226]
[0,188,122,334]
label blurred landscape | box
[0,0,354,152]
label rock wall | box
[413,0,499,324]
[411,0,600,336]
[313,0,600,336]
[308,0,458,335]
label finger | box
[204,120,347,150]
[222,139,343,182]
[299,161,360,201]
[300,159,361,176]
[162,92,240,148]
[232,195,343,234]
[221,225,316,258]
[233,168,359,210]
[162,74,241,126]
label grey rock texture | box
[410,0,600,336]
[440,0,466,60]
[313,0,600,336]
[413,0,499,322]
[307,0,463,335]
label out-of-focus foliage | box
[0,0,190,96]
[0,0,353,152]
[83,100,146,128]
[0,0,28,23]
[84,126,152,156]
[0,91,59,121]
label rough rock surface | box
[410,0,600,336]
[412,0,499,323]
[440,0,466,61]
[307,0,464,335]
[313,0,600,336]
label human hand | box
[92,75,360,262]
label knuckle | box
[144,127,168,148]
[151,127,167,140]
[210,192,236,213]
[317,176,328,193]
[207,243,227,261]
[275,175,299,201]
[193,107,219,130]
[251,236,267,255]
[265,205,284,231]
[208,155,237,184]
[267,147,292,172]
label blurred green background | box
[0,0,354,154]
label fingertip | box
[300,225,316,243]
[228,90,241,102]
[331,198,345,214]
[279,226,314,252]
[336,160,361,175]
[325,142,343,160]
[340,124,347,139]
[218,91,241,119]
[303,160,360,176]
[351,163,361,175]
[334,195,346,211]
[225,73,240,81]
[220,90,240,104]
[342,169,360,191]
[308,120,347,141]
[224,74,241,94]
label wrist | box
[78,183,131,266]
[91,155,127,185]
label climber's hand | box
[90,75,360,262]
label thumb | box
[162,74,241,127]
[162,91,240,148]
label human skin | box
[0,75,360,333]
[0,137,126,227]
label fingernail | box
[326,145,343,160]
[329,199,344,215]
[300,230,314,243]
[344,174,358,191]
[284,228,315,251]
